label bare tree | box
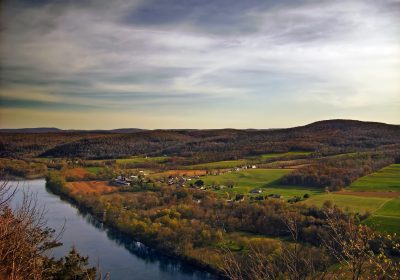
[0,181,62,279]
[321,207,400,280]
[280,212,329,280]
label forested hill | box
[1,119,399,159]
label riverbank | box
[0,158,48,179]
[45,173,224,279]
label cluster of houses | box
[166,175,204,188]
[167,176,190,188]
[111,175,138,186]
[109,170,283,202]
[233,165,257,172]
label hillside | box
[0,119,399,159]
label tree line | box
[45,171,400,279]
[0,179,107,280]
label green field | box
[326,164,400,233]
[304,194,391,214]
[260,151,311,160]
[363,216,400,234]
[116,156,169,165]
[374,198,400,217]
[365,198,400,233]
[188,159,249,169]
[349,164,400,192]
[84,166,104,174]
[200,169,322,198]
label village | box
[108,163,284,202]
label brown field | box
[66,181,117,194]
[64,168,91,179]
[338,190,400,198]
[150,169,207,178]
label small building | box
[268,194,281,198]
[112,179,130,186]
[250,188,263,194]
[234,194,245,201]
[111,175,131,186]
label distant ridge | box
[0,127,145,133]
[0,127,62,133]
[0,120,398,133]
[300,119,400,130]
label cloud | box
[0,0,399,128]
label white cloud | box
[0,0,399,127]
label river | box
[9,179,218,280]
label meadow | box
[200,168,322,198]
[116,156,169,165]
[363,198,400,234]
[260,151,311,160]
[84,166,104,174]
[303,194,391,214]
[197,164,400,233]
[349,164,400,192]
[303,164,400,234]
[187,159,249,169]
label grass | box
[374,198,400,217]
[116,156,168,165]
[187,159,249,169]
[84,166,104,174]
[200,168,321,198]
[364,198,400,234]
[349,164,400,192]
[303,194,391,214]
[363,216,400,234]
[259,185,323,199]
[260,151,311,160]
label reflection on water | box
[8,180,218,280]
[80,211,206,276]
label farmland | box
[364,198,400,234]
[303,164,400,234]
[303,194,391,214]
[2,120,400,279]
[200,168,322,199]
[84,166,104,174]
[187,159,249,169]
[116,156,169,165]
[260,151,311,160]
[349,164,400,192]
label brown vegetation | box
[66,181,117,195]
[64,168,91,179]
[150,169,207,178]
[0,180,100,280]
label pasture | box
[349,164,400,192]
[200,168,322,198]
[303,194,391,214]
[116,156,169,165]
[260,151,311,160]
[188,159,249,169]
[85,166,104,174]
[363,216,400,234]
[303,163,400,233]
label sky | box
[0,0,399,129]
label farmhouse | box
[111,175,131,186]
[268,194,281,198]
[250,188,263,194]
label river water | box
[9,179,218,280]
